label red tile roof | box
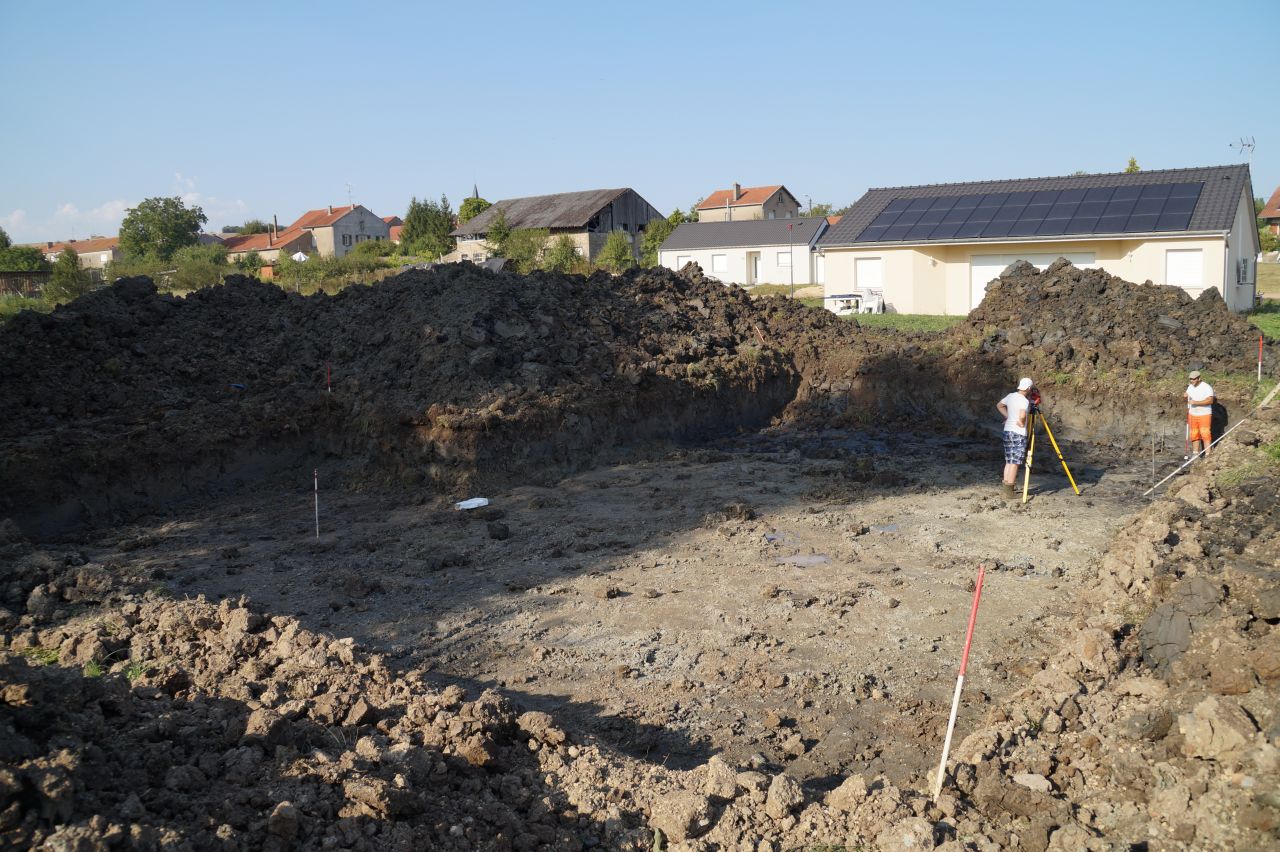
[697,185,784,210]
[43,236,119,255]
[1260,186,1280,220]
[288,205,356,229]
[382,215,403,225]
[826,215,842,226]
[222,229,312,254]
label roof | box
[382,215,403,225]
[1260,185,1280,220]
[222,229,312,254]
[820,165,1252,248]
[43,236,119,255]
[826,215,842,226]
[660,217,829,252]
[697,185,786,210]
[288,205,356,229]
[451,188,634,236]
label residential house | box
[659,217,830,287]
[447,188,662,264]
[696,184,800,222]
[222,204,392,266]
[818,165,1259,314]
[41,236,121,269]
[1258,186,1280,235]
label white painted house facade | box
[659,217,829,287]
[818,165,1259,314]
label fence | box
[0,271,52,297]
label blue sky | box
[1,0,1273,242]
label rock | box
[764,774,804,819]
[1179,696,1257,760]
[343,777,418,817]
[648,791,713,842]
[1121,707,1173,741]
[487,522,510,540]
[826,775,868,812]
[242,709,291,746]
[1139,603,1192,671]
[875,816,938,850]
[268,801,300,841]
[704,756,738,800]
[1013,773,1052,793]
[1069,628,1116,674]
[595,586,621,600]
[517,711,567,745]
[1249,636,1280,682]
[344,697,376,727]
[1208,653,1257,695]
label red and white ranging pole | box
[933,564,986,803]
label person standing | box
[997,378,1033,498]
[1185,370,1215,458]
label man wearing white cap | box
[996,378,1034,498]
[1185,370,1215,458]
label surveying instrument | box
[1021,388,1080,503]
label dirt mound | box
[0,265,854,535]
[962,258,1274,376]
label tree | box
[596,230,635,273]
[458,196,492,224]
[168,243,230,292]
[499,229,549,273]
[0,245,51,272]
[0,225,10,250]
[639,209,690,267]
[118,196,207,260]
[806,202,834,218]
[239,219,270,235]
[687,198,703,222]
[542,235,583,273]
[401,195,455,259]
[235,250,264,276]
[44,247,93,303]
[1124,157,1141,173]
[486,209,512,250]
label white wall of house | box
[823,234,1238,315]
[1224,189,1259,311]
[659,242,818,286]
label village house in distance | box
[447,188,661,264]
[222,205,391,268]
[696,184,801,222]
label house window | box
[676,255,691,267]
[711,254,727,273]
[342,234,351,247]
[777,251,791,267]
[768,211,775,220]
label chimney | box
[46,241,52,249]
[732,183,741,202]
[328,205,334,214]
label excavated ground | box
[2,261,1279,850]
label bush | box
[596,230,635,273]
[542,235,586,274]
[44,247,93,304]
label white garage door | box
[1165,249,1203,289]
[969,252,1097,309]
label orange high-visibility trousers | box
[1188,412,1212,444]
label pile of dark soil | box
[0,266,853,535]
[963,258,1275,375]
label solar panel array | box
[853,182,1205,243]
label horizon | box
[1,0,1273,244]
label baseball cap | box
[1188,370,1201,379]
[1017,377,1034,391]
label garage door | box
[969,252,1097,309]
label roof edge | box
[864,164,1250,194]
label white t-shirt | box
[1000,392,1030,436]
[1186,382,1214,417]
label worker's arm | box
[997,402,1008,419]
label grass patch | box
[1257,263,1280,298]
[854,313,966,333]
[22,647,60,665]
[800,297,823,309]
[1248,298,1280,340]
[123,659,155,683]
[83,660,104,678]
[0,293,51,321]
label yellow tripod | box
[1021,407,1081,503]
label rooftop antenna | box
[346,182,354,207]
[1229,136,1255,164]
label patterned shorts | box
[1003,431,1028,465]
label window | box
[1165,249,1203,288]
[768,211,775,220]
[1237,257,1254,285]
[777,251,791,267]
[342,234,352,246]
[676,255,691,267]
[711,254,727,273]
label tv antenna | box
[1229,136,1255,163]
[346,182,354,206]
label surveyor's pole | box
[933,564,986,803]
[314,469,320,539]
[1021,413,1037,504]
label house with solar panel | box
[817,165,1259,315]
[658,217,830,287]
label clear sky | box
[1,0,1273,243]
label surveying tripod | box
[1021,395,1081,504]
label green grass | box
[1257,263,1280,298]
[852,313,965,333]
[0,293,50,321]
[123,659,155,683]
[1248,299,1280,340]
[83,660,104,678]
[22,647,60,665]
